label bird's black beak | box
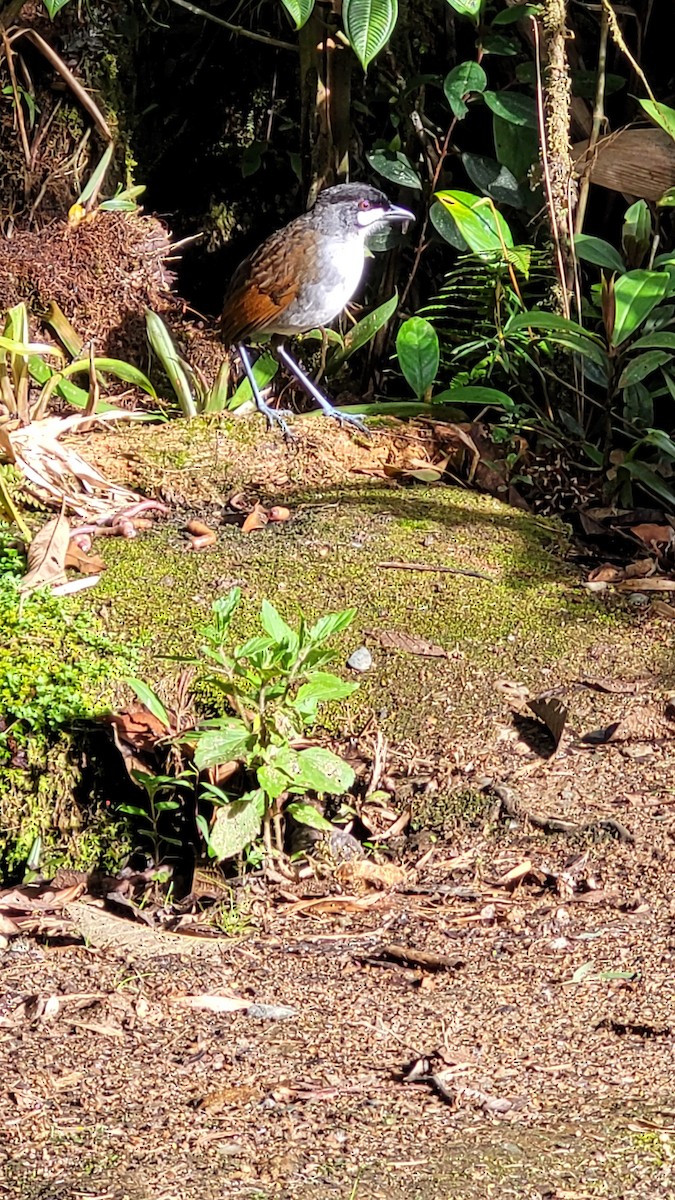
[386,204,415,223]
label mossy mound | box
[86,419,652,753]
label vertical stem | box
[574,8,609,236]
[534,1,577,312]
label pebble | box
[347,646,372,672]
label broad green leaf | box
[542,333,611,370]
[28,357,118,412]
[229,350,278,409]
[658,187,675,209]
[367,148,422,189]
[306,608,356,644]
[145,308,195,417]
[493,113,539,180]
[42,0,72,14]
[611,270,670,346]
[443,61,487,119]
[285,801,334,831]
[622,382,653,427]
[429,200,469,249]
[279,0,315,29]
[433,385,515,408]
[642,428,675,459]
[234,635,273,660]
[505,311,610,369]
[443,0,482,21]
[63,357,157,397]
[260,599,298,649]
[193,721,252,770]
[483,89,537,128]
[622,199,651,269]
[344,0,398,70]
[435,190,514,254]
[506,311,599,336]
[618,350,672,389]
[327,292,399,370]
[617,459,675,508]
[294,673,358,714]
[293,746,355,793]
[481,33,518,55]
[209,795,262,860]
[258,761,291,801]
[461,153,524,206]
[125,679,172,729]
[492,3,541,23]
[573,234,625,274]
[631,331,675,352]
[211,587,242,628]
[638,99,675,144]
[396,317,440,399]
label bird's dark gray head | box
[311,183,414,237]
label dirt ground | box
[3,421,675,1200]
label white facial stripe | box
[357,206,387,227]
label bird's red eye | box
[358,199,371,210]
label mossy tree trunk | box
[540,0,577,313]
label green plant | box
[0,302,157,422]
[128,590,360,864]
[119,769,190,865]
[188,589,358,861]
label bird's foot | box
[260,403,295,440]
[324,406,370,434]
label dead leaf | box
[19,512,70,592]
[630,523,674,546]
[651,600,675,620]
[617,578,675,592]
[366,629,448,658]
[242,503,269,533]
[625,558,658,578]
[107,704,170,753]
[173,993,250,1013]
[588,563,626,583]
[336,860,407,889]
[527,694,568,749]
[65,541,106,575]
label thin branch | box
[1,26,30,165]
[168,0,297,53]
[574,7,609,236]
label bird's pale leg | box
[237,344,293,439]
[274,341,368,433]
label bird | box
[220,183,414,437]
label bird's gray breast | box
[273,236,366,333]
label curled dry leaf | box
[19,513,70,593]
[242,503,269,533]
[65,541,106,575]
[366,628,448,658]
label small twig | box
[377,560,495,582]
[400,122,456,312]
[361,943,464,972]
[16,28,113,142]
[1,27,31,166]
[168,0,297,52]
